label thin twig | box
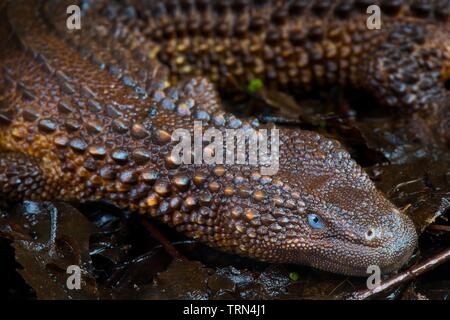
[328,278,350,296]
[141,218,187,261]
[427,224,450,233]
[347,247,450,300]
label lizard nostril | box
[365,228,376,241]
[445,79,450,90]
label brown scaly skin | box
[7,0,450,277]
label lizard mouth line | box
[303,242,416,277]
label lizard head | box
[204,129,418,276]
[282,177,418,276]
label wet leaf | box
[0,202,101,299]
[140,259,210,300]
[369,159,450,233]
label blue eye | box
[307,213,325,229]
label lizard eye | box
[307,213,325,229]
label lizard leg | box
[0,152,56,201]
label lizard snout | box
[374,211,418,274]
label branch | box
[141,218,187,261]
[427,224,450,233]
[347,248,450,300]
